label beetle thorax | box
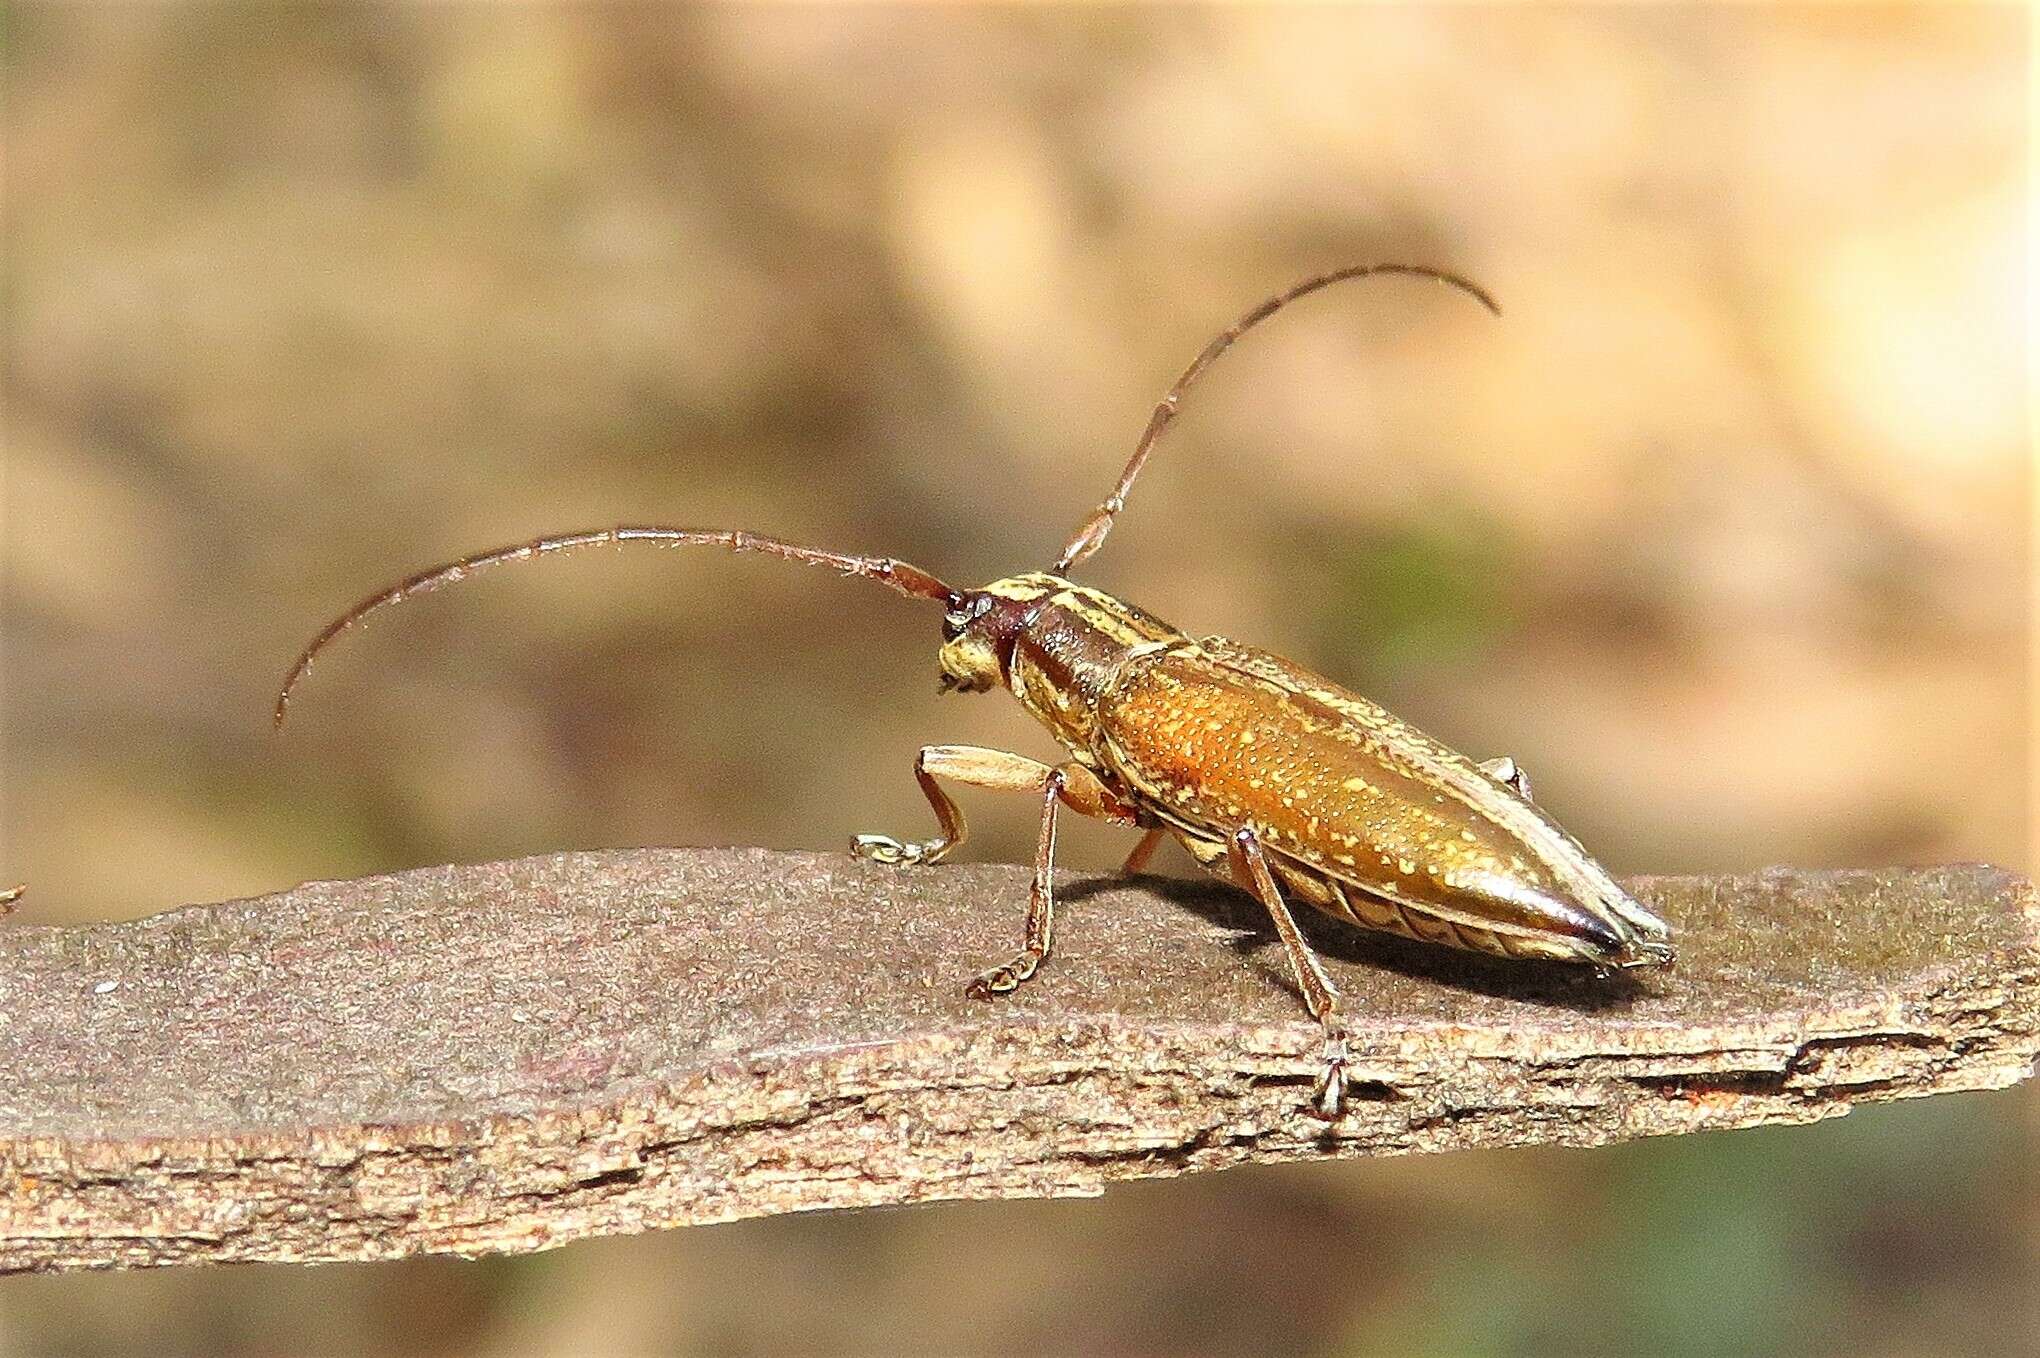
[944,573,1181,761]
[938,573,1184,758]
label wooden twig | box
[0,849,2032,1273]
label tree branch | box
[0,850,2032,1272]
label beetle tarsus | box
[1312,1027,1356,1120]
[850,834,946,866]
[965,948,1044,999]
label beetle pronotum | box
[278,263,1673,1117]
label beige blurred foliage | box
[1,6,2030,1356]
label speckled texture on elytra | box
[1098,639,1642,956]
[0,849,2032,1272]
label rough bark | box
[0,849,2032,1272]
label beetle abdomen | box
[1168,824,1550,959]
[1285,861,1525,957]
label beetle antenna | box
[1052,263,1501,574]
[274,526,961,727]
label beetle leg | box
[852,744,1052,866]
[965,761,1140,998]
[853,748,1141,996]
[1479,756,1532,801]
[1118,827,1167,877]
[1227,827,1353,1120]
[966,768,1066,997]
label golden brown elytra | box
[277,264,1673,1118]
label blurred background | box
[3,4,2030,1355]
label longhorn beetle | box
[277,263,1674,1117]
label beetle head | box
[936,575,1059,694]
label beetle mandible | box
[277,263,1674,1117]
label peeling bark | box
[0,849,2031,1272]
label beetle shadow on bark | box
[1063,873,1655,1012]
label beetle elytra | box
[278,263,1674,1117]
